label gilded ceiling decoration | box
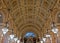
[0,0,60,37]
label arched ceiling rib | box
[20,25,41,37]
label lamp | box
[42,30,46,42]
[10,29,14,40]
[46,29,51,38]
[14,29,18,41]
[42,37,46,42]
[40,39,43,43]
[46,34,51,38]
[51,22,58,43]
[2,22,9,35]
[10,34,14,40]
[51,22,58,34]
[2,28,8,35]
[17,39,20,43]
[14,37,18,41]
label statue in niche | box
[26,37,33,43]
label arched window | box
[24,32,36,38]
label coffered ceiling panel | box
[1,0,59,36]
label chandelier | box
[9,29,15,40]
[14,30,18,41]
[2,22,9,35]
[14,37,18,41]
[40,39,44,43]
[51,22,58,34]
[46,29,51,38]
[42,36,46,42]
[42,31,46,42]
[17,39,20,43]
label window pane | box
[24,32,35,38]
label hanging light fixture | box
[17,36,20,43]
[42,30,46,42]
[9,29,14,40]
[2,13,9,35]
[40,28,45,43]
[42,37,46,42]
[46,34,51,38]
[17,39,20,43]
[40,39,44,43]
[10,33,14,40]
[2,22,9,35]
[51,22,58,34]
[46,29,51,38]
[14,37,18,41]
[14,30,18,41]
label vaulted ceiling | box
[0,0,60,37]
